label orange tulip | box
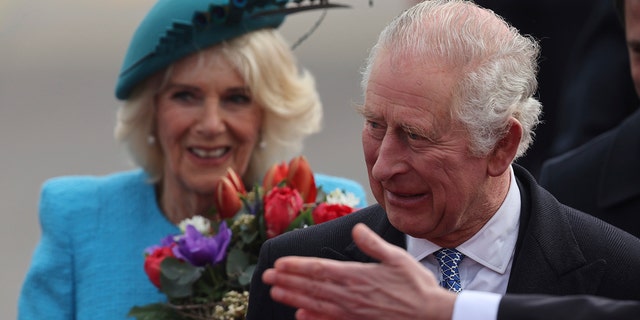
[263,161,288,191]
[214,176,243,219]
[287,156,317,204]
[225,167,246,195]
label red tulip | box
[264,186,304,238]
[144,246,175,289]
[312,203,355,224]
[263,161,288,191]
[287,156,317,204]
[215,176,243,219]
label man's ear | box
[487,117,522,177]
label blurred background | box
[1,1,409,318]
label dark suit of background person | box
[498,294,640,320]
[247,165,640,320]
[538,109,640,238]
[550,0,638,157]
[538,0,640,239]
[475,0,638,177]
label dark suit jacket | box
[539,109,640,238]
[498,294,640,320]
[247,165,640,320]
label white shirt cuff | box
[452,290,502,320]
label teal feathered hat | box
[115,0,348,100]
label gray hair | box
[114,29,322,185]
[361,0,542,159]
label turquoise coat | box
[18,169,366,320]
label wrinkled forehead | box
[364,51,459,130]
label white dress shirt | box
[406,166,521,320]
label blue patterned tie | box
[435,248,465,293]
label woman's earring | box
[147,135,156,145]
[259,140,267,149]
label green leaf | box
[226,248,250,277]
[286,209,313,232]
[127,303,184,320]
[239,264,256,286]
[240,229,258,244]
[160,258,203,298]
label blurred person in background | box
[474,0,638,177]
[538,0,640,238]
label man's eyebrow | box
[359,108,380,119]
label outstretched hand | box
[262,223,456,320]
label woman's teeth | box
[190,147,227,158]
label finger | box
[273,256,359,280]
[351,223,412,266]
[269,282,345,316]
[265,268,350,302]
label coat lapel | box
[321,205,405,263]
[508,166,606,294]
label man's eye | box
[368,120,382,129]
[407,132,420,140]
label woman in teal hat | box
[18,1,366,319]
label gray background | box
[1,1,409,318]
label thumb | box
[351,223,409,266]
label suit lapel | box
[508,166,606,295]
[321,205,405,263]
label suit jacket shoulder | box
[538,109,640,237]
[246,204,403,319]
[509,165,640,299]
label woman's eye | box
[225,93,251,104]
[172,91,197,102]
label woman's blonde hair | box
[114,29,322,186]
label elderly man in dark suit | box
[246,1,640,319]
[261,223,640,320]
[538,0,640,239]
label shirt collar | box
[407,166,520,274]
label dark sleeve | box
[498,294,640,320]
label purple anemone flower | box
[144,235,175,256]
[172,221,232,267]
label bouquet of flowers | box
[128,156,360,320]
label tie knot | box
[435,248,465,293]
[435,248,464,266]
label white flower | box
[178,215,211,234]
[325,188,360,208]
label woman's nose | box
[195,100,226,136]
